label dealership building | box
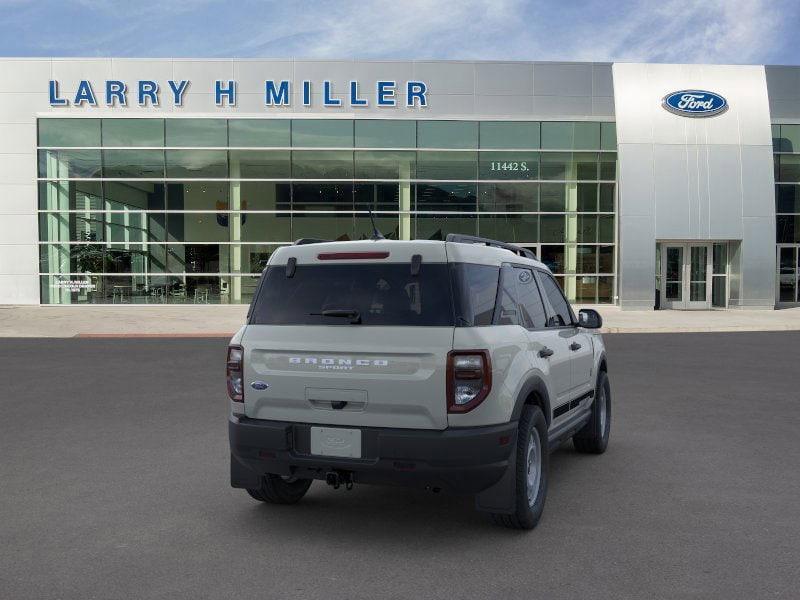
[0,58,798,310]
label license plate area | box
[310,426,362,458]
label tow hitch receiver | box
[325,470,355,490]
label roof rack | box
[445,234,538,261]
[293,238,331,246]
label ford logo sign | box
[662,90,728,117]
[250,381,269,390]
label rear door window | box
[249,263,454,326]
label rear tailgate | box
[242,240,454,430]
[242,325,452,429]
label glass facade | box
[773,124,800,304]
[37,118,617,304]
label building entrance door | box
[660,243,712,309]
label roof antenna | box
[368,208,385,240]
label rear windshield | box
[249,263,454,326]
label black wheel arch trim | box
[511,375,552,426]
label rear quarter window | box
[249,263,454,326]
[450,263,500,326]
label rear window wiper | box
[310,309,362,324]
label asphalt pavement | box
[1,333,799,599]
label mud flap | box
[230,454,262,489]
[473,447,517,514]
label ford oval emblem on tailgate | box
[250,381,269,390]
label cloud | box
[0,0,796,65]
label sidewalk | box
[1,304,800,337]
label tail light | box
[227,345,244,402]
[447,350,492,413]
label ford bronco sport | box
[228,234,610,529]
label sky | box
[0,0,798,65]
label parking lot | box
[1,332,799,599]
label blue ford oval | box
[662,90,728,117]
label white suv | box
[228,234,610,529]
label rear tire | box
[491,405,549,530]
[573,370,611,454]
[246,474,312,504]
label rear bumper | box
[229,415,517,495]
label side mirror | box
[578,308,603,329]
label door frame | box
[776,244,800,306]
[659,242,713,310]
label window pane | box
[39,181,104,210]
[417,121,478,149]
[229,119,290,147]
[515,268,548,328]
[479,152,539,179]
[167,245,221,272]
[577,183,598,212]
[240,212,292,242]
[292,150,353,178]
[780,125,800,153]
[239,181,291,211]
[539,183,566,211]
[38,149,102,178]
[540,215,566,243]
[354,151,415,179]
[574,122,601,150]
[291,120,353,147]
[165,119,227,147]
[772,124,781,152]
[576,276,597,303]
[479,213,538,243]
[292,182,353,207]
[598,245,614,273]
[597,276,613,303]
[451,263,500,326]
[105,181,165,210]
[479,122,540,149]
[599,183,615,212]
[354,183,401,212]
[776,185,800,213]
[538,271,574,326]
[39,119,100,147]
[168,213,231,243]
[166,150,227,178]
[478,182,538,212]
[575,152,599,180]
[102,119,164,147]
[106,212,165,243]
[415,214,477,239]
[600,123,617,151]
[540,245,565,272]
[165,275,229,304]
[416,151,477,180]
[778,155,800,182]
[713,243,727,274]
[541,122,573,150]
[354,120,415,148]
[167,182,229,211]
[777,215,800,243]
[103,149,164,178]
[577,245,597,273]
[598,215,614,242]
[779,246,796,274]
[250,263,453,326]
[39,212,105,243]
[415,183,476,212]
[577,215,597,243]
[229,150,290,179]
[540,152,570,180]
[600,153,616,180]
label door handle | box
[570,342,582,351]
[539,347,554,358]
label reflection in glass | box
[292,150,353,179]
[417,121,478,149]
[354,120,415,148]
[478,183,538,212]
[103,119,164,147]
[354,151,415,179]
[229,150,290,179]
[415,183,476,212]
[103,149,164,178]
[416,151,477,180]
[292,120,353,147]
[38,149,102,178]
[39,119,101,147]
[165,119,227,147]
[229,120,290,147]
[480,122,540,149]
